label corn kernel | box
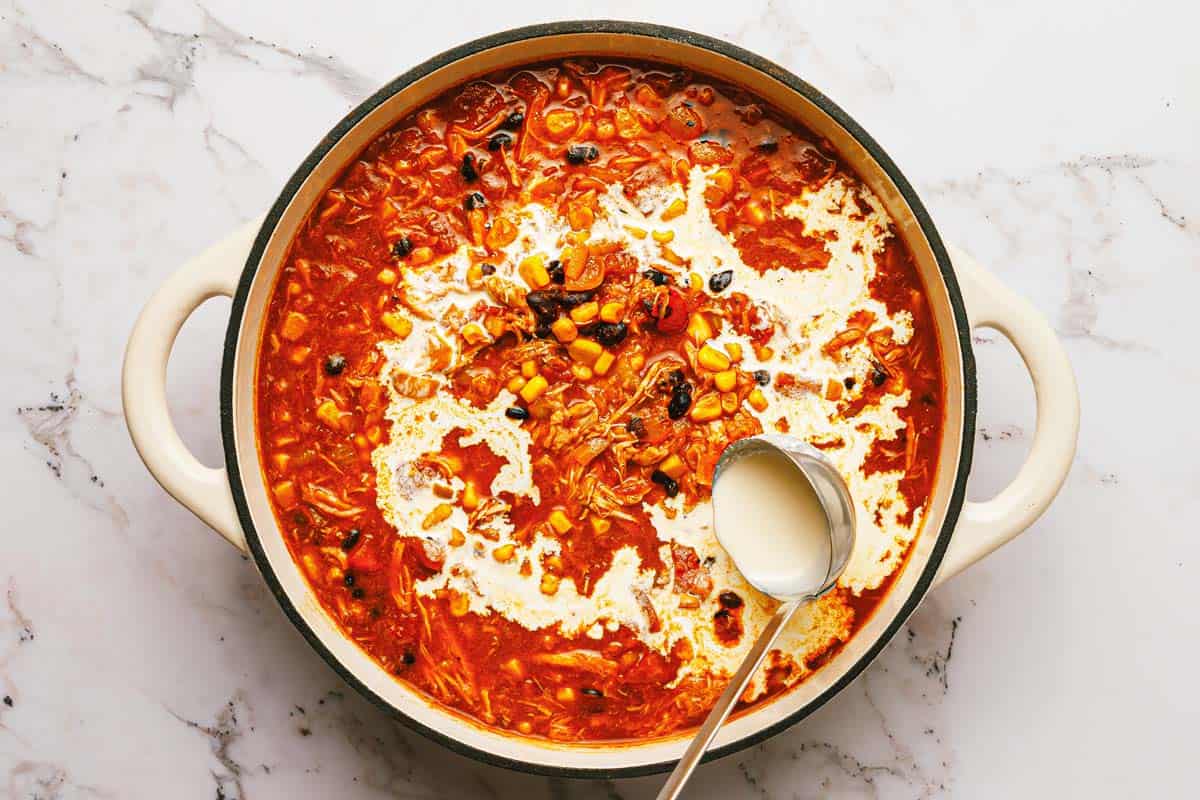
[462,482,480,511]
[724,342,743,362]
[380,311,413,339]
[739,200,767,226]
[599,302,624,323]
[593,350,615,376]
[280,311,309,341]
[590,516,611,534]
[658,454,686,480]
[714,369,737,392]
[540,573,561,596]
[721,391,738,414]
[568,204,594,230]
[462,322,488,345]
[697,345,731,372]
[687,312,714,345]
[711,168,735,195]
[554,685,574,702]
[625,225,647,239]
[629,352,646,371]
[493,543,516,562]
[571,363,593,381]
[484,316,505,338]
[551,317,578,342]
[432,483,454,499]
[678,595,700,610]
[288,346,311,365]
[466,263,484,288]
[506,376,527,393]
[272,480,297,507]
[568,338,602,364]
[449,591,470,616]
[521,360,538,379]
[755,345,775,361]
[516,720,533,735]
[652,229,675,243]
[409,246,434,265]
[271,452,290,472]
[520,375,548,403]
[689,394,723,422]
[662,198,687,221]
[689,272,704,291]
[376,268,398,285]
[748,388,768,411]
[548,509,573,534]
[519,255,551,288]
[545,555,564,572]
[315,400,343,429]
[569,301,599,324]
[422,503,453,530]
[448,528,466,547]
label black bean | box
[401,649,416,665]
[754,139,779,154]
[581,687,603,697]
[460,152,478,182]
[463,191,487,211]
[323,353,347,376]
[343,573,355,587]
[921,392,935,406]
[714,608,730,621]
[565,144,599,165]
[340,529,361,551]
[708,270,733,293]
[753,369,771,386]
[480,263,496,276]
[487,132,513,151]
[668,369,686,387]
[627,416,646,438]
[526,291,562,322]
[650,470,679,498]
[505,406,530,420]
[718,591,743,609]
[534,322,552,339]
[560,290,596,308]
[642,268,669,286]
[502,111,524,130]
[351,587,365,599]
[702,555,717,568]
[547,259,565,284]
[391,236,413,258]
[667,384,692,420]
[592,322,628,347]
[871,364,888,387]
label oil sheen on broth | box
[713,449,832,599]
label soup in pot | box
[255,58,943,741]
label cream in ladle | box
[657,434,856,800]
[712,447,833,598]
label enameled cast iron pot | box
[122,21,1080,777]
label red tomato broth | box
[255,58,944,742]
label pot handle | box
[932,245,1079,588]
[122,219,262,554]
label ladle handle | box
[656,598,803,800]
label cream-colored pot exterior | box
[121,23,1079,777]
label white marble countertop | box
[3,1,1196,797]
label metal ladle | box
[656,434,856,800]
